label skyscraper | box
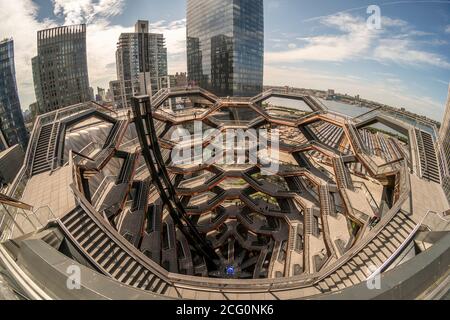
[109,80,123,109]
[440,85,450,204]
[187,0,264,97]
[96,87,106,102]
[115,20,168,108]
[32,25,91,115]
[0,38,29,150]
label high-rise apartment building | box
[172,72,188,87]
[88,87,95,101]
[29,102,39,121]
[186,0,264,97]
[32,25,91,115]
[114,20,168,108]
[440,85,450,204]
[0,38,29,150]
[96,87,106,102]
[109,80,123,109]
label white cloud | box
[0,0,187,110]
[445,25,450,33]
[150,19,187,73]
[434,78,450,86]
[266,13,376,63]
[85,22,132,91]
[53,0,125,24]
[1,2,447,119]
[86,18,187,92]
[381,17,408,29]
[50,0,130,94]
[373,39,450,69]
[51,0,188,80]
[267,1,280,10]
[266,12,450,71]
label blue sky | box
[0,0,449,121]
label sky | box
[0,0,449,121]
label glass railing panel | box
[0,202,57,242]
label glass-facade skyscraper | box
[0,38,29,151]
[32,25,91,115]
[187,0,264,97]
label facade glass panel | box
[32,25,91,115]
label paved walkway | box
[14,165,76,237]
[408,174,450,228]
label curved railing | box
[312,162,411,283]
[160,162,412,294]
[1,91,426,298]
[7,102,103,199]
[151,86,219,110]
[2,102,124,242]
[48,122,419,299]
[367,210,435,280]
[353,181,380,215]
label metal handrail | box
[345,120,401,176]
[7,102,97,199]
[151,88,169,104]
[155,108,204,122]
[0,202,58,242]
[313,161,410,282]
[352,106,383,121]
[91,100,119,116]
[0,244,53,300]
[323,109,351,122]
[8,124,42,198]
[7,167,26,199]
[319,184,338,260]
[91,175,116,205]
[151,87,218,109]
[367,210,435,279]
[46,111,60,162]
[53,160,416,295]
[67,142,97,165]
[2,102,125,241]
[274,110,321,125]
[338,185,368,226]
[28,206,58,229]
[335,205,369,224]
[353,181,380,213]
[251,88,307,103]
[119,137,139,150]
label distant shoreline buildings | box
[265,85,442,128]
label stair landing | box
[15,165,76,237]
